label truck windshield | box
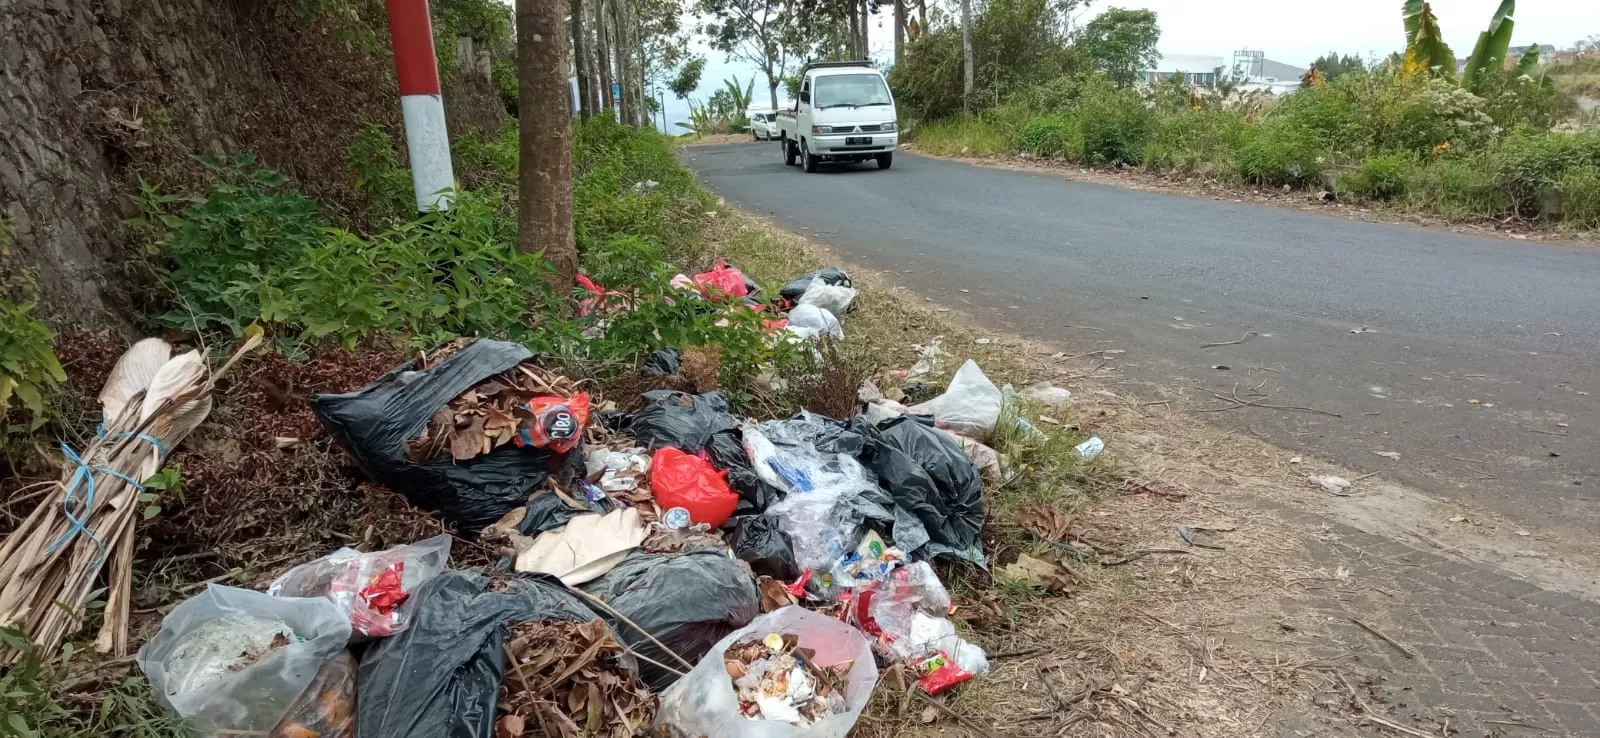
[813,73,892,109]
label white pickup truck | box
[776,61,899,172]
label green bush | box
[1491,131,1600,219]
[1403,157,1508,220]
[1143,107,1251,175]
[1341,153,1414,200]
[1076,83,1153,165]
[260,189,551,350]
[1555,166,1600,228]
[1235,121,1326,188]
[0,298,64,431]
[1014,116,1079,157]
[136,153,329,335]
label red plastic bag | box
[650,447,738,527]
[692,259,748,300]
[514,393,590,454]
[916,650,975,694]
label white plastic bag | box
[655,607,878,738]
[910,360,1003,439]
[797,277,858,315]
[138,585,350,735]
[1020,381,1073,408]
[266,534,451,640]
[787,304,844,340]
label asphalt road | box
[681,141,1600,531]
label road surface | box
[681,142,1600,532]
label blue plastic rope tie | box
[47,433,164,564]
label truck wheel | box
[876,152,894,169]
[783,137,796,166]
[801,140,818,173]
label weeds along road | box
[682,141,1600,535]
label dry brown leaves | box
[1020,502,1076,542]
[999,554,1078,593]
[497,619,655,738]
[406,363,581,462]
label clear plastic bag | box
[786,304,844,340]
[763,444,875,572]
[269,650,357,738]
[654,607,877,738]
[796,278,858,315]
[267,534,451,641]
[138,585,350,736]
[910,360,1003,440]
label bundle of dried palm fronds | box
[0,333,260,664]
[496,619,656,738]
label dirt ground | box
[713,210,1600,738]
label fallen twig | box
[1201,331,1257,349]
[989,646,1048,660]
[572,588,694,671]
[910,688,1001,738]
[1483,718,1551,730]
[1199,386,1343,418]
[1362,712,1445,738]
[1349,617,1419,659]
[1100,548,1193,566]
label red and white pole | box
[385,0,455,210]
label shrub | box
[1555,166,1600,228]
[1491,132,1600,219]
[1404,157,1508,220]
[1143,107,1251,175]
[1235,121,1326,188]
[1014,116,1079,157]
[1341,153,1414,200]
[1076,83,1153,165]
[0,299,63,430]
[348,123,416,224]
[137,153,328,335]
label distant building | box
[1138,54,1226,86]
[1231,49,1307,96]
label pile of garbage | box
[130,263,1086,736]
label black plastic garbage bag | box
[312,340,578,532]
[356,571,600,738]
[706,428,782,515]
[870,415,985,563]
[513,485,616,536]
[629,390,734,452]
[644,348,681,375]
[581,549,759,690]
[726,514,801,581]
[779,267,851,303]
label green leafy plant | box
[348,123,416,224]
[1462,0,1516,93]
[1013,116,1078,157]
[137,153,328,336]
[138,466,183,520]
[1235,121,1326,188]
[0,299,63,431]
[1342,153,1415,200]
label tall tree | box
[894,0,906,63]
[571,0,592,117]
[960,0,973,105]
[669,57,705,101]
[597,0,615,111]
[1078,7,1160,88]
[1309,51,1366,81]
[516,0,577,287]
[701,0,802,109]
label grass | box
[909,116,1015,157]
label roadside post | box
[385,0,456,211]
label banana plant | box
[1514,45,1558,93]
[1401,0,1456,80]
[1462,0,1515,93]
[723,74,755,112]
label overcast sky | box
[656,0,1598,132]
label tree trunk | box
[847,4,859,60]
[570,0,591,118]
[610,0,634,125]
[960,0,973,108]
[893,0,904,64]
[584,24,601,113]
[768,69,779,110]
[860,0,871,59]
[597,0,614,113]
[917,0,926,32]
[516,0,577,288]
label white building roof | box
[1147,54,1226,73]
